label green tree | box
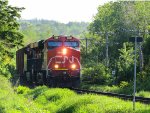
[87,1,150,84]
[117,43,134,82]
[0,0,24,77]
[19,19,89,45]
[82,63,111,84]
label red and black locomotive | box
[16,35,81,87]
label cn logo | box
[55,56,74,63]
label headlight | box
[71,64,76,69]
[54,64,59,69]
[62,48,67,55]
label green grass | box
[19,86,150,113]
[0,75,47,113]
[80,83,150,98]
[136,91,150,98]
[1,75,150,113]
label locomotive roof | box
[24,35,80,49]
[46,35,80,42]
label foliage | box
[80,83,132,94]
[15,85,30,95]
[1,76,150,112]
[0,0,24,78]
[86,1,150,85]
[82,63,111,84]
[116,43,134,82]
[0,75,46,113]
[136,75,150,91]
[136,91,150,98]
[26,86,49,99]
[19,19,89,45]
[19,86,150,113]
[80,83,150,98]
[80,83,120,93]
[119,81,129,88]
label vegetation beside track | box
[0,76,45,113]
[80,83,150,98]
[9,84,150,113]
[1,75,150,113]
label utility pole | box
[96,31,114,67]
[106,32,109,67]
[86,38,88,55]
[129,36,143,111]
[133,37,137,111]
[139,43,143,71]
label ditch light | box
[71,64,76,70]
[54,64,59,69]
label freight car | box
[16,35,81,87]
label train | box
[16,35,81,87]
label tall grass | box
[0,75,46,113]
[22,86,150,113]
[136,91,150,98]
[80,83,150,98]
[1,76,150,113]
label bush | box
[82,63,111,84]
[15,86,30,94]
[136,91,150,98]
[119,81,129,88]
[137,71,150,91]
[26,86,49,99]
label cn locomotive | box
[16,35,81,87]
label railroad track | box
[70,87,150,104]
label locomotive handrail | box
[46,57,55,77]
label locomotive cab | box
[46,36,81,87]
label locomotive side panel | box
[24,42,45,84]
[16,48,25,77]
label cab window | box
[48,42,62,49]
[64,42,79,48]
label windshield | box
[48,42,62,46]
[48,41,62,49]
[64,42,79,47]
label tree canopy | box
[19,19,88,45]
[81,1,150,85]
[0,0,24,77]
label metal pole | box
[138,30,143,72]
[97,47,98,64]
[139,43,143,72]
[86,38,88,55]
[106,32,109,67]
[133,37,137,111]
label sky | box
[8,0,113,23]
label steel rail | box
[70,88,150,104]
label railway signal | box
[129,36,143,111]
